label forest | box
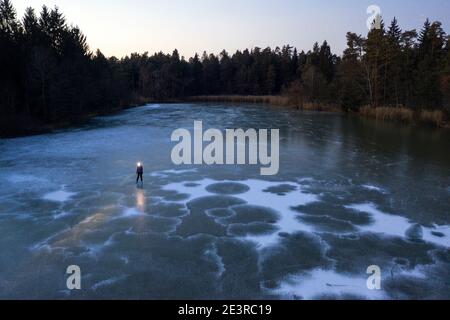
[1,0,450,136]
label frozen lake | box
[0,103,449,299]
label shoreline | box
[1,96,448,138]
[0,104,140,139]
[188,95,449,129]
[187,95,341,112]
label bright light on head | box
[137,162,142,167]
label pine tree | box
[364,19,386,107]
[443,37,450,113]
[400,29,418,106]
[189,53,203,96]
[339,33,367,111]
[416,20,446,108]
[385,18,403,106]
[318,41,335,83]
[23,7,39,38]
[266,64,277,94]
[0,0,22,122]
[0,0,21,38]
[418,19,431,57]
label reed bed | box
[419,110,445,127]
[360,106,446,127]
[360,106,414,123]
[188,95,292,106]
[188,95,338,111]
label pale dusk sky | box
[12,0,450,58]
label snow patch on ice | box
[298,177,315,183]
[273,269,386,300]
[162,179,320,248]
[43,190,75,202]
[86,234,117,257]
[394,264,428,280]
[120,208,143,218]
[423,225,450,247]
[362,185,387,194]
[205,245,226,278]
[92,275,128,291]
[346,203,450,248]
[346,203,411,238]
[53,211,73,220]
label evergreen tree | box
[338,33,367,110]
[400,29,418,106]
[23,7,39,40]
[0,0,20,37]
[385,18,403,106]
[0,0,22,125]
[364,19,386,107]
[416,20,446,108]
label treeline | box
[0,1,131,136]
[338,19,450,113]
[1,0,450,136]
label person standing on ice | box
[136,162,144,184]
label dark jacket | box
[137,166,144,174]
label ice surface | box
[0,103,449,299]
[150,169,198,178]
[7,174,47,184]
